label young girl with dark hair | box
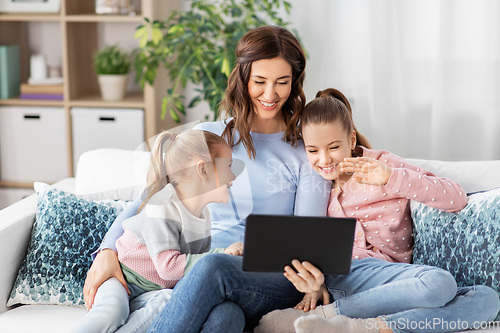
[256,88,500,333]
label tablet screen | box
[242,214,356,275]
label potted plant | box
[132,0,297,122]
[94,45,131,101]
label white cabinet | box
[0,106,70,183]
[0,187,35,210]
[71,107,145,173]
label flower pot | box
[97,74,127,101]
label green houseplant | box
[133,0,296,122]
[94,45,131,101]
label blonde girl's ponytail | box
[300,88,372,149]
[138,131,177,212]
[138,129,227,213]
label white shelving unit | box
[0,0,179,193]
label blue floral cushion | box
[411,187,500,295]
[7,183,126,307]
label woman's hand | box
[224,242,244,256]
[83,249,129,311]
[284,260,325,294]
[294,284,330,311]
[340,157,392,186]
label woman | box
[84,25,331,331]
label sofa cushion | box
[411,187,500,295]
[7,183,126,307]
[406,158,500,194]
[74,148,150,201]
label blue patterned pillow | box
[411,187,500,295]
[7,184,126,307]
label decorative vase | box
[97,74,127,101]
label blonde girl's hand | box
[294,284,330,312]
[83,249,130,311]
[340,157,392,186]
[224,242,244,256]
[284,260,325,294]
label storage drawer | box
[0,106,70,183]
[71,107,145,173]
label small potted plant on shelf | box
[94,45,131,101]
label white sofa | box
[1,148,500,333]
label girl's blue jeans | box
[147,254,499,333]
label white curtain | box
[286,0,500,161]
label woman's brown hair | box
[296,88,372,149]
[220,25,307,159]
[139,129,227,212]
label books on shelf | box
[27,77,64,86]
[0,45,21,99]
[20,83,64,101]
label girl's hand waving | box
[224,242,244,256]
[340,157,392,186]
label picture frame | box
[0,0,61,13]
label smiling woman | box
[247,57,293,131]
[220,25,308,160]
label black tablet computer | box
[242,214,356,275]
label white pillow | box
[405,158,500,194]
[74,149,151,201]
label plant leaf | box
[170,108,181,123]
[133,26,148,39]
[221,57,230,78]
[174,98,186,115]
[188,95,202,108]
[152,28,163,45]
[161,97,168,120]
[139,33,149,48]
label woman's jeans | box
[147,254,500,333]
[72,278,173,333]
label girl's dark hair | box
[295,88,372,149]
[220,25,306,159]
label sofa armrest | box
[0,193,37,314]
[0,178,75,314]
